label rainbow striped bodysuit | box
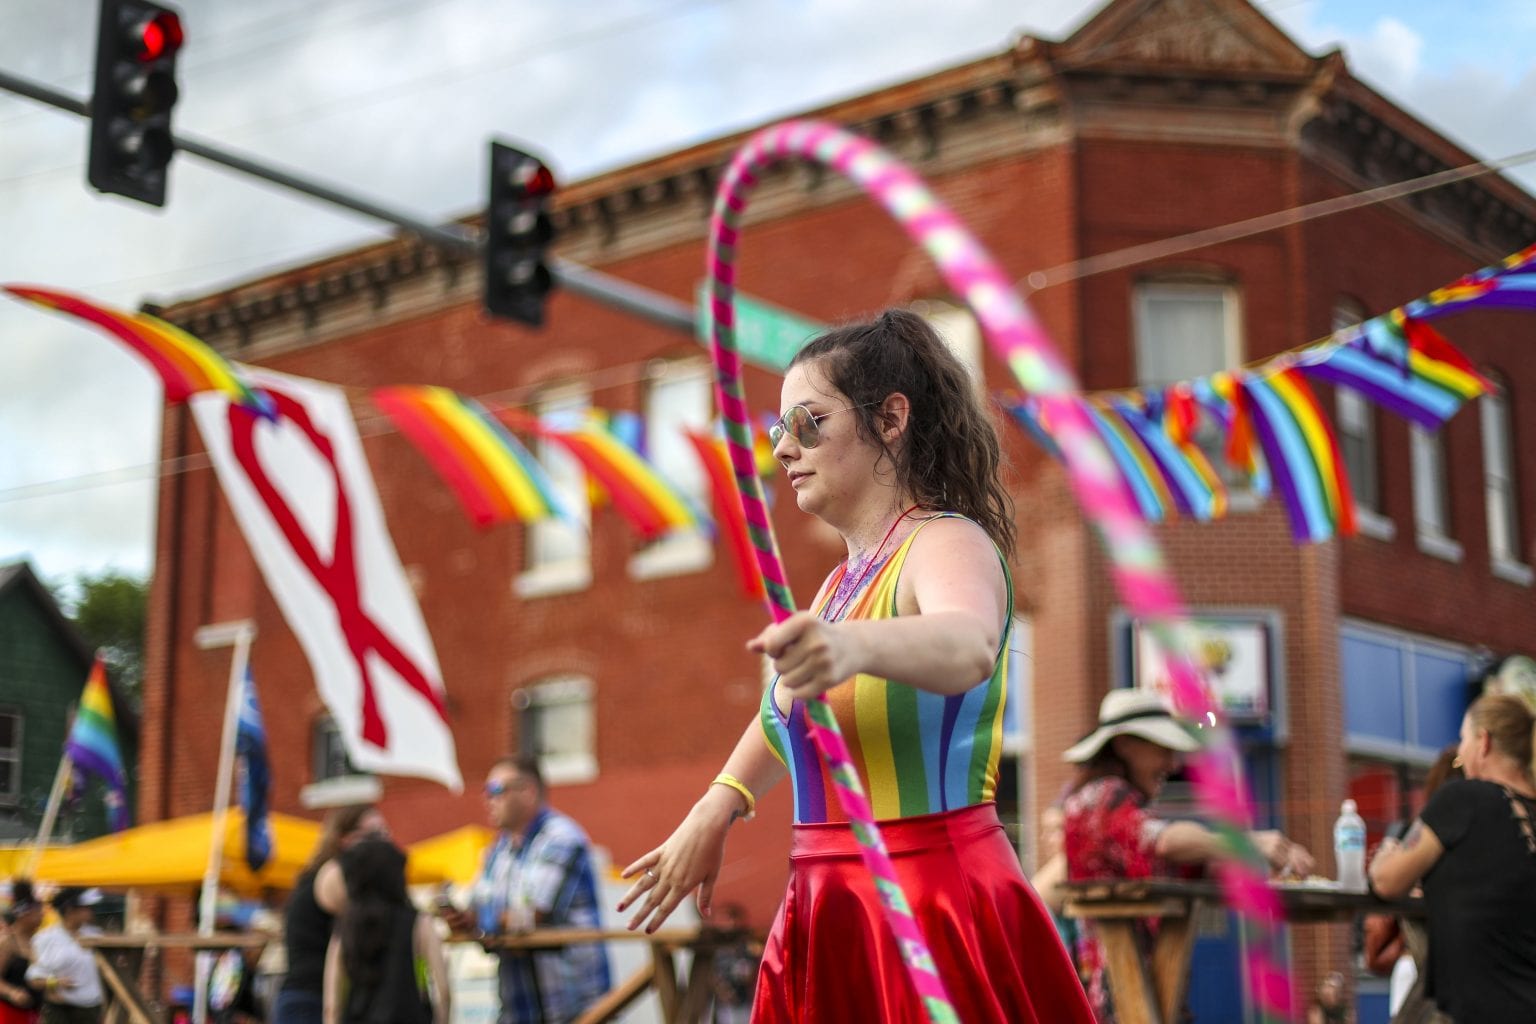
[759,513,1012,824]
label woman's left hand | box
[748,613,863,701]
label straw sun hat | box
[1062,688,1201,763]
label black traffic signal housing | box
[484,141,556,326]
[88,0,184,207]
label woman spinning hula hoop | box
[620,310,1093,1022]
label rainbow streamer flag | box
[1241,368,1357,543]
[684,430,764,600]
[3,285,271,415]
[1410,242,1536,318]
[65,657,130,832]
[1081,398,1175,522]
[1110,397,1225,521]
[499,407,704,542]
[372,386,574,528]
[1302,315,1491,431]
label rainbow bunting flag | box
[498,408,704,542]
[684,430,764,600]
[372,386,573,529]
[1301,314,1490,431]
[1193,373,1271,496]
[1111,397,1225,521]
[65,657,130,832]
[1082,398,1177,522]
[1241,368,1356,543]
[3,285,271,415]
[1410,242,1536,318]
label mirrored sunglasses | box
[768,403,877,449]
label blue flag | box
[235,669,273,872]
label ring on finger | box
[645,868,658,880]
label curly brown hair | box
[790,309,1015,554]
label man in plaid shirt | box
[471,756,611,1024]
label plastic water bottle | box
[1334,798,1367,893]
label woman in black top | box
[323,838,448,1024]
[0,882,43,1024]
[1370,693,1536,1022]
[274,805,388,1024]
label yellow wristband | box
[711,773,756,821]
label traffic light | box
[484,141,556,326]
[88,0,184,207]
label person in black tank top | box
[1370,693,1536,1021]
[274,805,388,1024]
[327,838,449,1024]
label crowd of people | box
[4,309,1536,1023]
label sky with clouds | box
[2,0,1534,585]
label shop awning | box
[31,810,322,895]
[404,824,494,887]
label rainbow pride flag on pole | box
[66,657,130,832]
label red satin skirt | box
[752,802,1094,1023]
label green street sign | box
[694,283,824,373]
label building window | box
[913,301,983,387]
[1411,424,1461,561]
[1481,376,1531,583]
[1133,280,1250,495]
[514,676,597,785]
[630,359,714,580]
[1331,299,1391,539]
[312,716,360,782]
[0,709,20,805]
[518,385,592,597]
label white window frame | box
[629,358,715,581]
[514,676,597,785]
[1132,281,1257,507]
[1481,380,1532,585]
[517,384,592,598]
[914,300,984,388]
[1411,424,1462,562]
[0,707,20,806]
[1332,300,1393,540]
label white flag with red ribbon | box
[191,367,462,791]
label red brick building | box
[139,0,1536,1014]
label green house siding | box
[0,568,122,841]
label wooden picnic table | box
[80,932,268,1024]
[1062,878,1424,1024]
[464,926,739,1024]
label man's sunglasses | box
[768,403,878,450]
[483,778,528,798]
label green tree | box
[55,571,149,710]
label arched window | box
[1331,298,1391,537]
[1132,277,1253,495]
[631,357,714,579]
[514,675,597,785]
[1481,373,1532,583]
[517,382,592,597]
[1411,422,1460,562]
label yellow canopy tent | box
[404,825,493,887]
[31,810,321,895]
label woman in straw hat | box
[1062,689,1314,1023]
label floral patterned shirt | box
[1062,776,1172,1023]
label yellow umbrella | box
[405,825,494,887]
[32,810,322,895]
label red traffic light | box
[132,10,183,62]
